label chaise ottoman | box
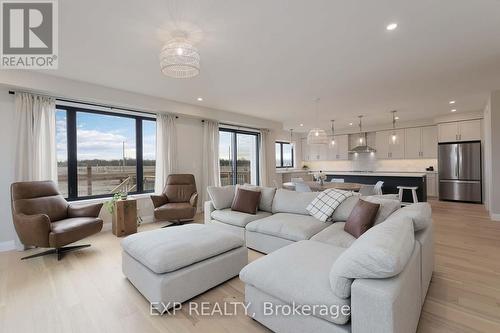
[121,224,247,311]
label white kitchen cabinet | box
[458,120,481,141]
[426,172,438,197]
[421,126,438,158]
[375,129,405,159]
[438,119,481,142]
[328,135,349,160]
[405,126,438,159]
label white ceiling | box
[51,0,500,130]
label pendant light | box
[391,110,398,143]
[289,128,294,148]
[307,98,328,145]
[329,120,336,148]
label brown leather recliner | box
[150,174,198,226]
[11,180,103,260]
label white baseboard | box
[490,213,500,221]
[0,240,16,252]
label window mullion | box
[67,109,78,199]
[136,118,143,193]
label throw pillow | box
[306,189,356,222]
[344,199,380,238]
[330,195,361,222]
[272,189,319,215]
[361,196,401,225]
[231,188,261,214]
[240,184,277,213]
[330,216,415,299]
[207,185,236,210]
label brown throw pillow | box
[231,188,261,214]
[344,199,380,238]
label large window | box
[219,128,259,186]
[275,141,294,168]
[56,105,156,200]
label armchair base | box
[21,244,91,261]
[161,219,194,228]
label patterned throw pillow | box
[307,189,356,222]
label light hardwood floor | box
[0,200,499,333]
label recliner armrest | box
[150,194,168,208]
[14,213,51,247]
[189,192,199,207]
[68,202,103,218]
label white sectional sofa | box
[204,186,434,333]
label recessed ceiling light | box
[451,109,457,112]
[349,122,353,126]
[449,100,456,104]
[386,23,398,31]
[395,116,400,120]
[299,123,304,127]
[197,97,203,101]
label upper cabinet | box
[301,135,348,162]
[375,129,405,159]
[405,126,437,159]
[438,119,481,143]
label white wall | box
[0,72,281,250]
[0,90,17,249]
[484,90,500,220]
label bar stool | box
[397,186,418,206]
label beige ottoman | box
[122,224,247,311]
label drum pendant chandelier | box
[160,33,200,79]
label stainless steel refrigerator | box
[438,142,482,203]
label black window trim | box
[57,104,156,201]
[219,127,260,186]
[275,141,294,168]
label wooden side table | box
[112,198,137,237]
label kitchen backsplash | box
[304,156,438,172]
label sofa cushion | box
[211,209,272,227]
[307,189,356,222]
[362,195,401,225]
[329,216,415,299]
[330,195,361,222]
[272,189,318,215]
[310,222,356,248]
[240,240,351,325]
[207,185,235,210]
[388,202,431,231]
[121,224,244,274]
[344,199,380,238]
[231,187,261,214]
[245,213,330,242]
[240,184,276,213]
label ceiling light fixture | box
[307,98,328,145]
[386,23,398,31]
[451,109,457,112]
[160,32,200,79]
[197,97,203,101]
[349,122,353,126]
[300,123,304,127]
[391,110,398,143]
[449,100,456,104]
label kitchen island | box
[319,171,428,202]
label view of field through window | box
[219,130,258,186]
[56,109,156,198]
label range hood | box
[349,116,377,154]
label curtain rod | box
[8,90,268,129]
[7,90,172,118]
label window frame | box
[57,104,156,201]
[219,127,260,186]
[275,141,294,168]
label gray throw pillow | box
[207,185,235,210]
[361,196,401,225]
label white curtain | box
[14,92,57,182]
[201,120,221,203]
[154,113,177,193]
[259,129,277,187]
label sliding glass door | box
[219,128,259,186]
